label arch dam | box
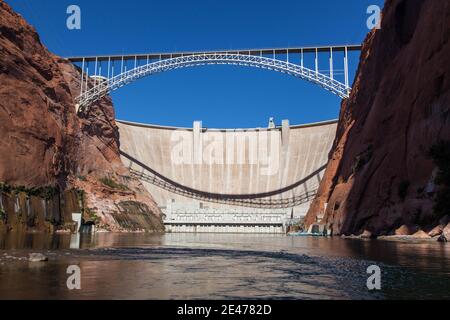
[67,44,360,234]
[117,119,337,234]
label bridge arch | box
[75,52,352,111]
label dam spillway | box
[117,119,337,233]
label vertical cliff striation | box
[0,0,164,233]
[305,0,450,238]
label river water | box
[0,232,449,300]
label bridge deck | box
[67,44,362,63]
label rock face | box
[305,0,450,237]
[0,0,164,232]
[438,223,450,242]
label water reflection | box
[0,232,449,299]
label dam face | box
[117,120,337,233]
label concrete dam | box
[117,119,337,233]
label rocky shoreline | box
[341,215,450,243]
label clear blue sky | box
[7,0,383,128]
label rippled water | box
[0,233,449,299]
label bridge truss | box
[67,45,361,111]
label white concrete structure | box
[118,119,337,225]
[72,213,82,233]
[164,200,290,234]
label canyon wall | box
[0,0,164,233]
[305,0,450,238]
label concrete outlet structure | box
[164,200,291,234]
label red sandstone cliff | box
[305,0,450,239]
[0,0,164,232]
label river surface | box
[0,232,449,300]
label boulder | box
[360,230,374,239]
[28,253,48,262]
[438,223,450,243]
[412,230,430,239]
[395,225,419,236]
[428,225,444,237]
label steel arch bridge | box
[67,45,361,112]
